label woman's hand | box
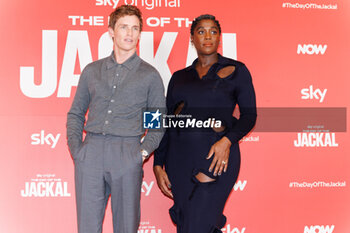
[207,136,232,176]
[153,165,173,198]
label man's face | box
[108,15,141,53]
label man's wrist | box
[140,149,149,160]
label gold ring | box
[222,161,227,165]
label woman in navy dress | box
[153,14,257,233]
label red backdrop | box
[0,0,349,233]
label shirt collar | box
[106,51,140,70]
[188,53,233,71]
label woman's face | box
[191,19,221,56]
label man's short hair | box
[108,5,143,31]
[109,5,143,30]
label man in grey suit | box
[66,5,165,233]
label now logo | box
[304,225,335,233]
[297,44,327,55]
[233,180,247,191]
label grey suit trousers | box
[74,133,143,233]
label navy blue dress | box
[154,54,257,233]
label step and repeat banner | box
[0,0,349,233]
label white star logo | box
[150,109,161,122]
